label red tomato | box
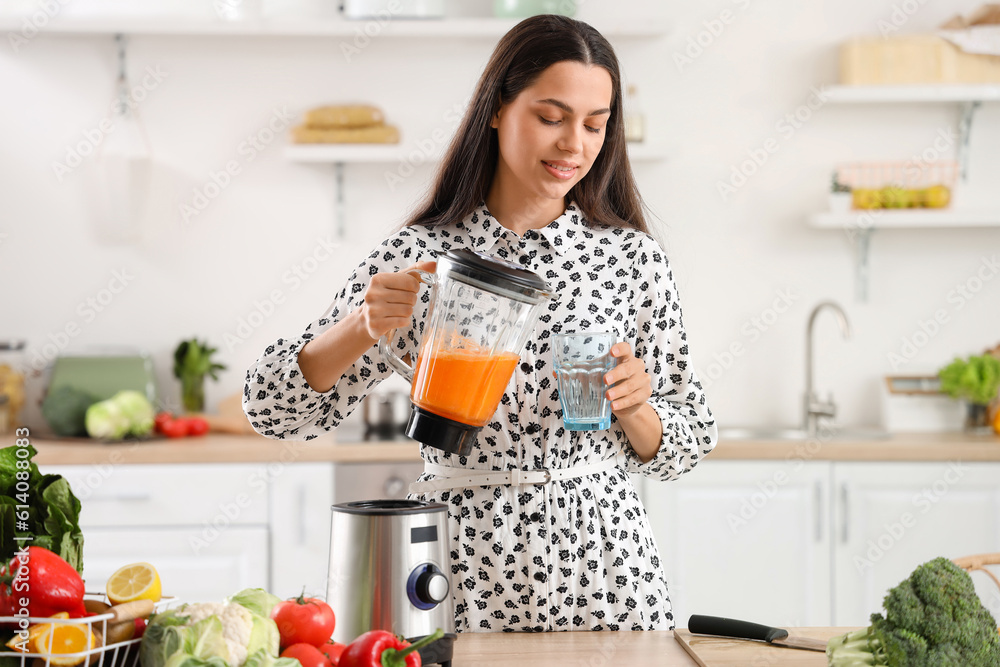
[280,643,330,667]
[271,595,336,649]
[184,417,210,436]
[154,412,174,434]
[133,618,147,639]
[160,418,188,438]
[319,642,346,666]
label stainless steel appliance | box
[328,499,455,666]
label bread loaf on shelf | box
[291,124,400,144]
[304,104,386,129]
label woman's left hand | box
[605,342,652,418]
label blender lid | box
[440,248,553,302]
[332,499,448,515]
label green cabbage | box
[84,390,155,439]
[140,589,296,667]
[85,399,130,440]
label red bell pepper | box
[338,629,443,667]
[0,546,86,622]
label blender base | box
[412,632,457,667]
[406,406,480,457]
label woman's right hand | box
[357,261,436,341]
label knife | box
[688,614,828,652]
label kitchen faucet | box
[804,301,852,437]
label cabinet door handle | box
[297,485,307,545]
[840,483,850,544]
[814,480,824,543]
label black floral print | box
[244,203,717,632]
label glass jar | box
[0,340,27,435]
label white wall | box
[2,0,997,432]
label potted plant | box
[829,172,852,213]
[937,353,1000,434]
[173,339,227,413]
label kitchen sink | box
[718,425,890,441]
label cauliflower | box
[183,602,254,667]
[140,588,297,667]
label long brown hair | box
[405,14,648,233]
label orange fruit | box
[31,622,99,667]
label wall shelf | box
[287,141,669,239]
[809,209,1000,229]
[0,16,669,38]
[823,84,1000,103]
[284,141,669,164]
[813,83,1000,302]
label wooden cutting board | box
[675,628,849,666]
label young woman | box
[245,14,717,632]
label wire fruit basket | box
[0,594,177,667]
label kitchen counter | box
[28,433,423,466]
[450,627,849,666]
[24,430,999,466]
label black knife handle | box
[688,615,789,643]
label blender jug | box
[378,248,553,456]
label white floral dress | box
[243,203,718,632]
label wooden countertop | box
[450,628,850,666]
[22,430,1000,466]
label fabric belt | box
[409,455,625,495]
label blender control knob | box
[415,564,449,605]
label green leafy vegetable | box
[827,557,1000,666]
[174,339,227,413]
[938,354,1000,405]
[140,588,296,667]
[41,386,98,437]
[85,390,156,440]
[0,444,83,573]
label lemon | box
[106,562,162,605]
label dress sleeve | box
[242,231,426,440]
[622,234,718,480]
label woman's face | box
[492,60,613,205]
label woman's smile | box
[542,159,579,180]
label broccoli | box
[827,557,1000,666]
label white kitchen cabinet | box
[79,526,269,603]
[269,462,335,599]
[646,458,1000,629]
[831,461,1000,626]
[645,461,831,628]
[43,461,337,603]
